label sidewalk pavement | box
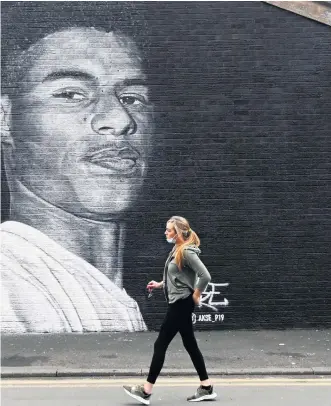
[1,330,331,378]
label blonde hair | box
[167,216,200,270]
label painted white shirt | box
[1,221,147,333]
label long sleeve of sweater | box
[184,248,211,292]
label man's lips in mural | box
[82,146,141,175]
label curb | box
[2,367,331,378]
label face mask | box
[166,236,177,244]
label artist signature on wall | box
[192,282,229,324]
[200,282,229,311]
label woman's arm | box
[185,249,211,290]
[184,249,211,297]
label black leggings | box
[147,294,209,384]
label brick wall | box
[1,2,330,332]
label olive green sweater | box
[163,245,211,304]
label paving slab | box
[1,330,330,377]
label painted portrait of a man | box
[1,14,154,333]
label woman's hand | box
[147,280,163,291]
[192,290,201,305]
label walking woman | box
[123,216,217,404]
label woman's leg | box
[146,303,180,388]
[123,302,183,403]
[179,297,210,383]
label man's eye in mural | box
[52,89,87,102]
[119,94,148,106]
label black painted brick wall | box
[2,2,331,330]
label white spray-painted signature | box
[199,282,229,311]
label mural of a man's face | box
[5,28,154,219]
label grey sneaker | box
[123,384,152,405]
[187,385,217,402]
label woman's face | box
[165,222,177,240]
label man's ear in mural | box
[1,95,16,182]
[1,95,13,145]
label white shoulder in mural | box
[1,26,154,333]
[1,221,147,333]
